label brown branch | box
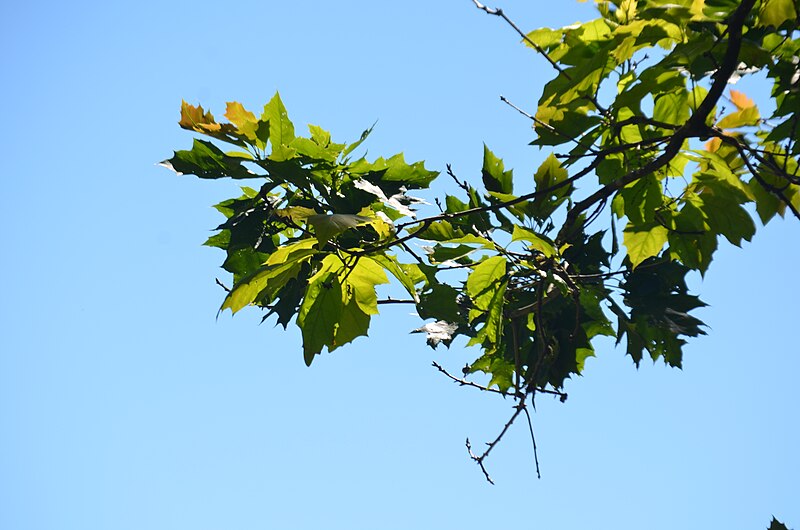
[377,298,417,305]
[215,278,231,292]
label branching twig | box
[446,163,471,193]
[466,404,525,484]
[433,361,513,397]
[432,361,567,400]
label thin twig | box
[433,361,567,400]
[466,438,495,484]
[471,0,568,80]
[466,403,526,484]
[521,405,541,479]
[500,95,599,154]
[446,163,471,193]
[215,278,231,292]
[432,361,514,397]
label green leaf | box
[471,354,515,393]
[371,253,420,302]
[430,244,478,264]
[346,256,389,315]
[466,256,507,313]
[221,260,302,314]
[477,279,507,348]
[330,297,370,351]
[418,283,462,323]
[297,272,345,365]
[482,144,514,194]
[700,193,756,246]
[264,238,316,264]
[623,223,669,268]
[768,517,791,530]
[511,226,556,257]
[653,89,690,125]
[307,214,372,247]
[758,0,798,27]
[418,220,463,241]
[222,247,269,280]
[349,153,439,189]
[261,92,296,161]
[531,153,570,220]
[525,27,563,50]
[341,122,375,159]
[160,139,254,180]
[619,176,665,224]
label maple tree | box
[163,0,798,504]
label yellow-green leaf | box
[511,226,556,257]
[758,0,797,27]
[307,213,372,247]
[346,257,389,315]
[717,106,760,129]
[466,256,507,314]
[623,223,669,268]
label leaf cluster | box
[165,1,799,412]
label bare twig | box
[446,163,471,193]
[471,0,568,80]
[466,438,495,484]
[466,403,526,484]
[432,361,567,400]
[500,95,599,154]
[521,405,541,479]
[433,361,514,397]
[215,278,231,292]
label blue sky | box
[1,1,798,529]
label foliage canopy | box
[164,0,799,492]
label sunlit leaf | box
[623,223,669,268]
[307,214,373,246]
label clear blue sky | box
[1,1,797,529]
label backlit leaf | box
[623,223,669,268]
[307,214,372,246]
[466,256,507,313]
[261,92,296,160]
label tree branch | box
[471,0,568,80]
[466,403,525,484]
[555,0,758,243]
[433,361,514,397]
